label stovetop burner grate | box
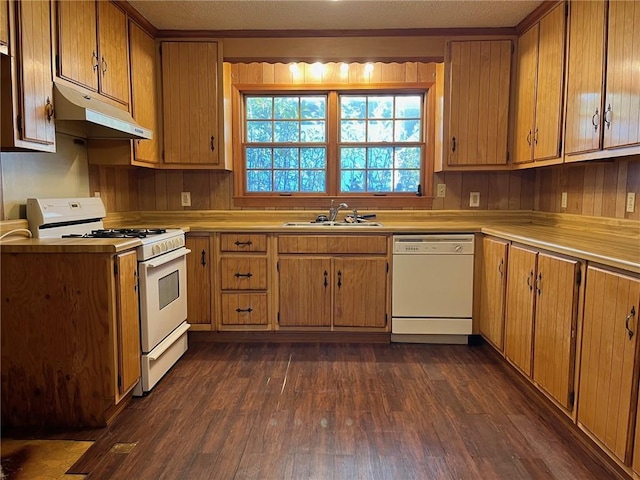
[62,228,168,239]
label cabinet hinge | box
[576,269,582,286]
[569,391,575,408]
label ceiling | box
[127,0,544,32]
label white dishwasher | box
[392,234,474,344]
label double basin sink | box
[282,221,384,227]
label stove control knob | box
[152,244,160,255]
[454,244,463,253]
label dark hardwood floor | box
[14,342,615,479]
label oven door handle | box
[147,322,191,361]
[144,248,191,268]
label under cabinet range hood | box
[53,83,152,140]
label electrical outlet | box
[561,192,568,209]
[469,192,480,208]
[436,183,446,198]
[94,191,101,198]
[627,192,636,213]
[181,192,191,207]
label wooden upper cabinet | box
[162,41,227,167]
[56,0,129,106]
[0,0,8,50]
[479,237,509,350]
[514,3,566,165]
[447,40,511,167]
[579,266,640,465]
[129,21,160,164]
[565,0,640,159]
[1,0,55,151]
[603,0,640,150]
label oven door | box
[138,247,190,353]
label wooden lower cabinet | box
[532,252,580,411]
[479,237,508,349]
[186,234,213,330]
[221,293,268,326]
[0,251,140,427]
[504,245,537,377]
[277,235,389,330]
[578,266,640,465]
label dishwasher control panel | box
[393,234,474,254]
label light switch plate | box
[627,192,636,213]
[436,184,446,198]
[469,192,480,207]
[181,192,191,207]
[561,192,568,209]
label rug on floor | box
[1,439,93,480]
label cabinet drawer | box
[220,234,267,253]
[221,293,268,325]
[220,257,268,290]
[278,235,388,254]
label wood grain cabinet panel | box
[220,233,267,253]
[479,237,509,350]
[578,266,640,465]
[221,293,268,326]
[115,251,141,396]
[1,0,55,151]
[162,41,227,167]
[513,3,566,164]
[532,253,580,411]
[220,257,268,290]
[186,235,212,330]
[96,0,129,105]
[447,40,511,167]
[0,0,8,49]
[504,245,537,377]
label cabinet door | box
[186,235,212,328]
[448,40,511,166]
[97,0,128,105]
[333,257,387,328]
[129,21,160,164]
[14,0,55,146]
[513,24,538,164]
[533,253,580,410]
[533,3,566,161]
[162,42,220,165]
[278,257,332,327]
[564,0,606,156]
[603,0,640,150]
[57,0,98,92]
[504,245,537,377]
[115,251,141,396]
[578,266,640,465]
[479,237,509,349]
[0,0,8,48]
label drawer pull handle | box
[535,272,542,296]
[526,130,532,146]
[236,307,253,313]
[337,270,342,289]
[604,104,612,129]
[498,258,504,276]
[234,240,253,247]
[526,270,534,291]
[235,272,253,278]
[324,270,328,288]
[451,136,456,152]
[201,250,207,267]
[592,109,600,131]
[625,306,636,340]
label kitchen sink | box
[282,221,384,227]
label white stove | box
[27,197,191,396]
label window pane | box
[394,169,420,192]
[341,120,366,142]
[341,97,366,119]
[246,148,272,169]
[301,148,326,168]
[247,121,272,142]
[274,170,299,192]
[341,170,366,192]
[301,97,326,119]
[396,96,422,118]
[301,121,325,142]
[368,120,393,142]
[395,119,420,142]
[368,147,393,169]
[340,147,366,169]
[368,96,393,119]
[274,121,299,142]
[274,97,299,119]
[395,147,421,168]
[367,169,393,192]
[247,170,272,192]
[246,97,272,119]
[273,148,299,169]
[301,170,326,192]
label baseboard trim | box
[189,331,391,344]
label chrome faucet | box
[328,200,349,222]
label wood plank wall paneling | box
[534,157,640,221]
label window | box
[237,87,431,207]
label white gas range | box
[27,197,191,395]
